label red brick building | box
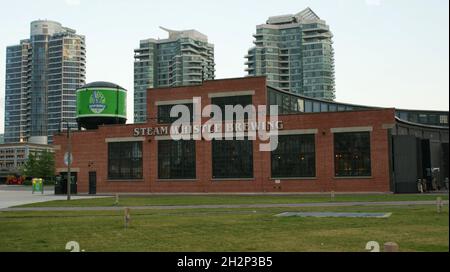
[54,77,449,194]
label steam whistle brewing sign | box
[134,126,170,136]
[132,98,282,150]
[133,121,283,137]
[89,90,107,114]
[76,88,127,118]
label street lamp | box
[67,120,72,201]
[60,119,72,201]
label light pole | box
[61,119,72,201]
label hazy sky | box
[1,0,449,134]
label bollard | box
[124,208,131,229]
[331,191,335,201]
[384,242,399,252]
[437,197,443,213]
[115,193,119,206]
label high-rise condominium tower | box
[4,20,86,143]
[134,27,215,123]
[245,7,335,100]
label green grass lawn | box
[16,193,449,208]
[0,205,448,252]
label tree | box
[21,152,38,178]
[38,150,56,178]
[21,150,55,179]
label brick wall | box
[54,77,395,193]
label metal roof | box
[267,85,449,130]
[80,81,126,90]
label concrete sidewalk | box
[1,200,447,212]
[0,185,107,209]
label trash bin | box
[70,176,77,194]
[54,175,77,195]
[32,178,44,194]
[54,176,63,195]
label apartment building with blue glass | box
[4,20,86,144]
[134,27,215,123]
[245,7,335,100]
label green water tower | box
[76,82,127,129]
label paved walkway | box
[0,185,107,209]
[1,200,447,212]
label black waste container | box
[70,177,78,194]
[54,176,77,195]
[54,176,63,195]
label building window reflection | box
[212,138,253,179]
[108,141,143,180]
[334,132,371,177]
[271,134,316,178]
[158,140,196,180]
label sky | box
[0,0,449,134]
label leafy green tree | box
[21,152,38,178]
[21,150,55,179]
[38,150,55,178]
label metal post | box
[437,197,443,213]
[124,208,131,229]
[67,120,71,201]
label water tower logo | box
[89,90,107,114]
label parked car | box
[6,175,25,185]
